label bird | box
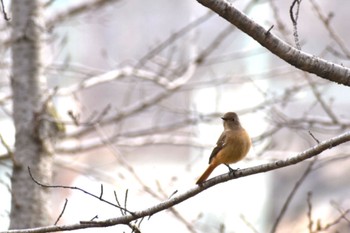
[196,112,251,184]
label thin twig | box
[270,157,316,233]
[136,11,213,67]
[308,131,320,144]
[303,73,339,124]
[114,190,124,216]
[310,0,350,58]
[0,0,10,21]
[156,182,196,233]
[54,199,68,225]
[137,217,145,230]
[196,0,257,64]
[89,215,98,221]
[321,208,350,231]
[99,184,103,199]
[28,167,134,215]
[330,201,350,224]
[289,0,302,49]
[307,192,313,232]
[124,189,129,216]
[240,214,259,233]
[127,222,141,233]
[46,0,121,29]
[265,25,274,34]
[268,0,291,40]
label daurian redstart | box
[196,112,251,184]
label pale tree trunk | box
[10,0,54,229]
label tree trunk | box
[10,0,54,228]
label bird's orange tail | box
[196,163,218,184]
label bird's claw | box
[224,164,239,177]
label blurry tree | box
[9,0,55,228]
[1,0,350,232]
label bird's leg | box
[224,164,239,177]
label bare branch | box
[331,201,350,224]
[54,199,68,225]
[156,182,196,233]
[195,0,257,64]
[54,66,187,97]
[65,62,196,139]
[196,0,350,86]
[136,11,213,67]
[28,167,134,215]
[308,131,320,144]
[46,0,122,29]
[270,158,316,233]
[321,209,350,231]
[240,214,259,233]
[0,0,9,21]
[307,197,350,232]
[268,0,291,40]
[310,0,350,58]
[307,192,313,233]
[289,0,302,49]
[303,72,339,124]
[123,189,129,216]
[4,131,350,233]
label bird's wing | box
[208,132,226,164]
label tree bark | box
[10,0,53,228]
[197,0,350,86]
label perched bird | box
[196,112,251,184]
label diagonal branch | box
[309,0,350,58]
[46,0,122,29]
[270,157,316,233]
[66,61,196,138]
[3,131,350,233]
[196,0,350,87]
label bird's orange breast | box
[212,129,251,165]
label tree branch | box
[46,0,122,29]
[196,0,350,87]
[270,157,316,233]
[28,167,134,215]
[3,131,350,233]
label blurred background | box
[1,0,350,232]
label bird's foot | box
[224,164,239,177]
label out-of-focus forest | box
[1,0,350,232]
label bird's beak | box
[221,117,226,120]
